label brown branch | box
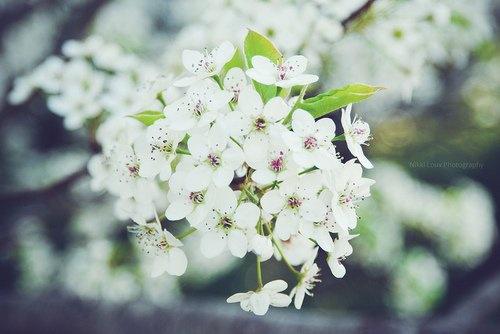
[0,166,88,205]
[341,0,377,28]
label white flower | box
[299,190,337,252]
[323,159,375,230]
[165,170,217,226]
[200,187,260,258]
[225,86,290,140]
[227,280,291,315]
[273,233,317,266]
[184,128,244,190]
[246,55,318,88]
[223,67,248,102]
[174,41,235,87]
[107,142,159,202]
[282,109,338,170]
[327,232,356,278]
[341,104,373,169]
[260,173,325,240]
[164,79,232,132]
[245,136,298,186]
[250,234,274,261]
[134,119,184,180]
[128,222,187,277]
[290,248,321,309]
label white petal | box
[224,67,246,89]
[227,292,250,303]
[165,199,194,221]
[327,257,346,278]
[182,50,205,74]
[213,166,234,187]
[260,190,285,214]
[251,235,273,261]
[270,293,292,307]
[185,165,212,191]
[234,202,260,228]
[166,248,188,276]
[228,229,248,258]
[200,231,226,258]
[292,109,315,136]
[315,229,335,252]
[214,41,235,70]
[300,198,327,222]
[263,279,288,293]
[283,55,308,76]
[252,169,276,185]
[316,118,336,140]
[277,74,318,88]
[263,97,289,122]
[246,68,275,85]
[251,55,276,74]
[275,211,299,240]
[214,187,237,215]
[222,147,245,169]
[250,292,271,316]
[293,287,306,309]
[238,86,263,115]
[188,135,210,159]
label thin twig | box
[0,166,88,205]
[341,0,377,28]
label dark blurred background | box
[0,0,499,333]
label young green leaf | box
[221,47,246,79]
[130,110,165,126]
[298,83,383,118]
[244,30,282,102]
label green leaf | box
[298,83,383,118]
[130,110,165,126]
[220,47,246,79]
[244,29,282,102]
[243,29,282,65]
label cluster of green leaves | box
[132,30,381,126]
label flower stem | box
[243,187,260,205]
[176,147,191,155]
[259,167,318,191]
[230,136,243,149]
[176,226,197,240]
[282,84,309,125]
[256,255,263,289]
[263,222,301,277]
[332,133,345,142]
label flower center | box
[303,136,318,150]
[152,141,173,155]
[253,117,267,131]
[193,99,207,118]
[126,163,140,176]
[207,153,221,167]
[189,191,205,204]
[350,119,371,144]
[287,196,302,209]
[219,216,234,229]
[269,152,285,172]
[277,64,288,80]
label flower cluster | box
[8,36,161,129]
[120,31,376,314]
